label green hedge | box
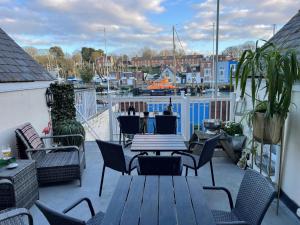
[50,83,76,129]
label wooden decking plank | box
[101,176,132,225]
[173,176,197,225]
[139,176,159,225]
[158,176,177,225]
[186,177,216,225]
[120,176,146,225]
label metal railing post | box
[108,94,113,141]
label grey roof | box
[0,28,54,82]
[269,10,300,58]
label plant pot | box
[253,112,283,144]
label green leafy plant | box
[79,65,93,83]
[54,120,85,147]
[223,122,243,136]
[234,40,300,119]
[50,83,76,129]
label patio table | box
[131,134,187,155]
[101,175,216,225]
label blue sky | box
[0,0,297,56]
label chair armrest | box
[41,134,84,140]
[128,152,148,174]
[188,141,204,152]
[172,151,197,169]
[26,145,79,153]
[0,178,13,186]
[217,221,249,225]
[0,208,33,225]
[203,186,234,210]
[63,197,95,217]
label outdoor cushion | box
[36,151,80,168]
[17,123,44,149]
[212,210,239,223]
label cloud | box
[188,0,297,42]
[0,0,297,54]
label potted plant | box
[235,41,299,144]
[221,122,247,163]
[54,120,85,147]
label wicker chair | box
[204,169,276,225]
[137,156,183,175]
[154,115,177,134]
[172,134,221,186]
[117,115,141,146]
[36,198,104,225]
[0,208,33,225]
[15,123,85,186]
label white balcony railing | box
[108,92,236,141]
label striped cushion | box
[17,123,44,149]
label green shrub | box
[79,65,93,83]
[54,120,85,146]
[223,122,243,136]
[50,83,76,130]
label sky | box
[0,0,298,56]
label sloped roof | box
[269,10,300,58]
[0,28,54,82]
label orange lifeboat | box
[147,78,176,90]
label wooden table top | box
[101,176,216,225]
[131,134,187,152]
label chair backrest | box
[155,115,177,134]
[96,140,127,172]
[233,169,276,225]
[15,123,45,160]
[198,134,221,168]
[118,116,140,135]
[138,156,182,175]
[35,200,86,225]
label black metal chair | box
[0,208,33,225]
[117,115,140,146]
[137,156,183,175]
[172,134,221,186]
[96,140,145,196]
[36,198,104,225]
[203,169,276,225]
[154,115,177,134]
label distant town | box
[23,45,248,95]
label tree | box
[139,47,156,58]
[222,41,256,58]
[91,50,104,62]
[49,46,64,59]
[24,47,38,59]
[81,47,95,62]
[79,65,93,83]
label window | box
[219,66,225,81]
[204,68,211,77]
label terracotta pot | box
[253,112,283,144]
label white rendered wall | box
[0,82,51,154]
[282,83,300,206]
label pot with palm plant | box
[235,41,299,144]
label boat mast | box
[104,27,109,93]
[214,0,220,97]
[212,22,215,91]
[172,25,177,86]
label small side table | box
[0,160,39,210]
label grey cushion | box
[37,151,79,168]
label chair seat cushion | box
[181,153,199,168]
[37,151,80,168]
[87,211,105,225]
[125,155,138,172]
[212,210,239,223]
